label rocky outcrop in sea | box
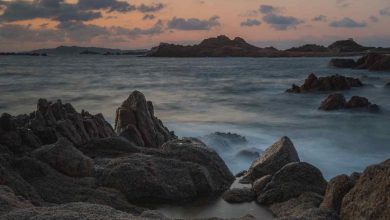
[319,93,380,112]
[329,53,390,71]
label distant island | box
[1,36,390,57]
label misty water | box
[1,55,389,219]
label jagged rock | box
[222,188,256,203]
[340,159,390,220]
[32,138,94,177]
[98,138,234,203]
[257,162,327,205]
[329,59,357,68]
[243,137,299,182]
[320,174,355,214]
[319,93,346,111]
[115,91,175,148]
[287,73,363,93]
[0,185,34,216]
[345,96,380,112]
[0,202,143,220]
[356,53,390,71]
[252,175,272,196]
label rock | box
[320,174,355,214]
[0,202,143,220]
[286,44,329,52]
[287,73,363,93]
[115,91,176,148]
[340,159,390,220]
[222,188,256,203]
[140,210,169,219]
[79,137,141,159]
[319,93,346,111]
[329,59,357,68]
[275,208,339,220]
[252,175,272,196]
[32,138,94,177]
[235,170,247,178]
[201,132,247,155]
[235,149,261,161]
[349,172,361,182]
[257,162,327,205]
[356,53,390,71]
[0,185,34,216]
[328,39,368,52]
[244,136,299,182]
[345,96,380,112]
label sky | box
[0,0,390,51]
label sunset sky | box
[0,0,390,51]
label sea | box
[0,55,389,219]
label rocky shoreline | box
[0,91,389,220]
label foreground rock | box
[320,175,355,214]
[115,90,176,148]
[319,94,380,112]
[222,188,255,203]
[242,136,299,183]
[340,159,390,220]
[287,73,363,93]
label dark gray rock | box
[329,59,357,68]
[115,91,176,148]
[32,138,94,177]
[243,136,299,182]
[257,162,327,205]
[79,137,141,159]
[340,159,390,220]
[356,53,390,71]
[319,93,346,111]
[252,175,272,196]
[345,96,380,112]
[0,185,34,216]
[319,95,379,112]
[320,174,355,214]
[222,188,256,203]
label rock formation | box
[222,188,256,203]
[330,53,390,71]
[115,91,176,148]
[329,59,357,68]
[319,94,380,112]
[286,73,363,93]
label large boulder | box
[243,136,299,182]
[320,174,355,214]
[287,73,363,93]
[356,53,390,71]
[32,138,94,177]
[329,59,357,68]
[98,138,234,203]
[319,93,346,111]
[252,175,272,196]
[257,162,327,205]
[340,159,390,220]
[115,91,176,148]
[222,188,256,203]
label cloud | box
[259,5,280,14]
[336,0,350,8]
[143,14,156,20]
[0,24,65,42]
[369,16,379,23]
[263,14,304,30]
[137,3,165,13]
[379,7,390,16]
[57,21,110,41]
[329,17,367,28]
[240,19,261,27]
[167,16,220,30]
[114,20,165,38]
[77,0,135,13]
[312,15,327,22]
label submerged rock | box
[222,188,256,203]
[287,73,363,93]
[257,162,327,205]
[243,136,299,182]
[115,91,176,148]
[340,159,390,220]
[329,59,357,68]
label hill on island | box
[30,46,148,55]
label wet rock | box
[243,136,299,182]
[115,91,176,148]
[329,59,357,68]
[257,162,327,205]
[222,188,256,203]
[252,175,272,196]
[287,73,363,93]
[320,174,355,214]
[32,138,94,177]
[356,53,390,71]
[0,185,34,216]
[0,202,142,220]
[340,159,390,220]
[345,96,380,112]
[319,93,347,111]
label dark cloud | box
[114,20,164,38]
[379,7,390,16]
[369,16,379,23]
[312,15,327,22]
[77,0,135,13]
[137,3,165,13]
[329,17,367,28]
[259,5,280,14]
[57,21,110,41]
[39,0,64,9]
[167,16,220,30]
[0,24,65,42]
[240,19,261,27]
[55,10,102,22]
[143,14,156,20]
[263,14,304,30]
